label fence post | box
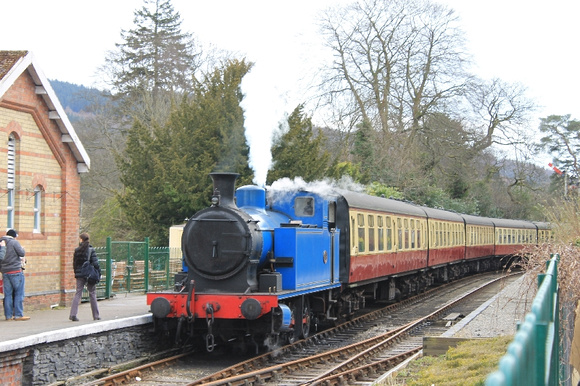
[144,237,150,293]
[166,248,171,289]
[105,237,112,298]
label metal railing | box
[485,254,560,385]
[83,237,182,299]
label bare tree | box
[462,78,536,153]
[318,0,469,137]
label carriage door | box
[328,201,338,283]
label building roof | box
[0,50,90,172]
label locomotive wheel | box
[284,301,299,344]
[281,297,311,344]
[293,297,312,341]
[300,298,311,339]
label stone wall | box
[0,324,171,385]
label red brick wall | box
[0,69,82,311]
[0,350,27,385]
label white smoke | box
[267,175,365,204]
[241,63,287,187]
[232,2,343,187]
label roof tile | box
[0,50,28,80]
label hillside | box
[50,79,106,120]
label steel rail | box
[188,274,513,386]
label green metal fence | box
[83,237,182,300]
[485,254,560,385]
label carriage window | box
[386,216,393,250]
[351,216,357,252]
[368,215,375,252]
[404,219,409,249]
[295,197,314,216]
[431,223,435,247]
[452,224,456,246]
[357,213,365,252]
[398,218,403,250]
[377,216,384,251]
[417,222,422,249]
[468,226,472,246]
[410,219,415,249]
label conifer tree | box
[106,0,198,98]
[117,59,254,244]
[267,105,330,184]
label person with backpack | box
[1,229,28,321]
[69,233,101,321]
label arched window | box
[7,134,16,229]
[33,185,43,233]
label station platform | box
[0,293,152,353]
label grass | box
[383,336,513,385]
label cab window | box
[295,197,314,217]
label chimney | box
[210,173,239,208]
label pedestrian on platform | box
[0,238,6,274]
[69,233,101,321]
[1,229,29,321]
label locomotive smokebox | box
[182,171,265,293]
[210,172,239,208]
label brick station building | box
[0,50,90,311]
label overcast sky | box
[2,0,578,183]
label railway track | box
[73,271,519,385]
[187,272,516,385]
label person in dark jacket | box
[69,233,101,321]
[1,229,28,321]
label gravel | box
[444,274,537,338]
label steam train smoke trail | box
[242,64,287,187]
[268,176,365,204]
